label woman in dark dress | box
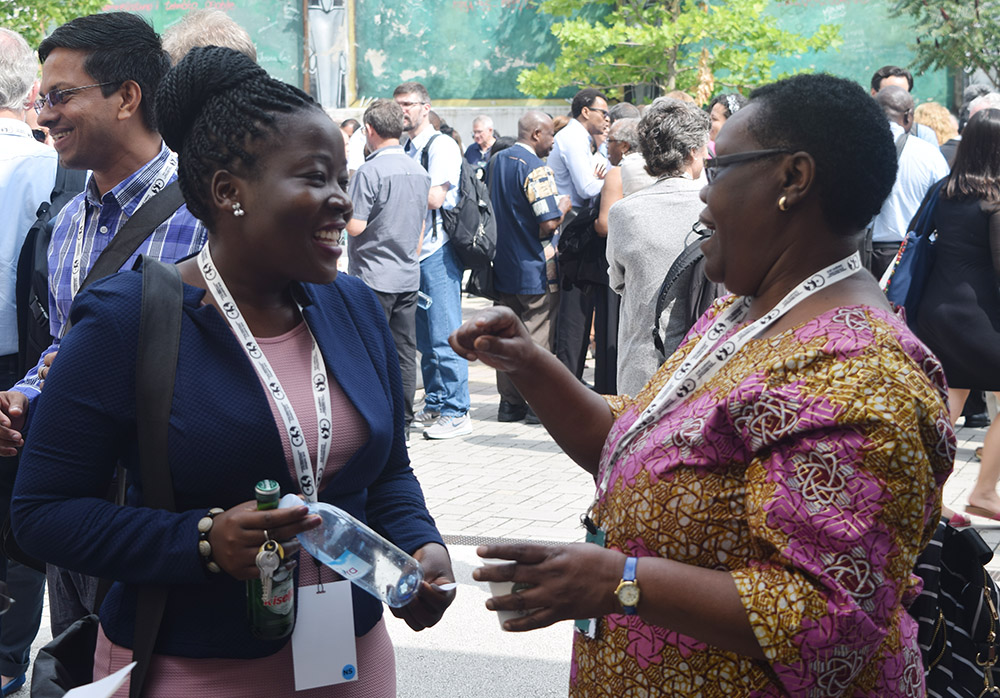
[916,108,1000,521]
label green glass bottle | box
[247,480,295,639]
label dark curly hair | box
[155,45,320,222]
[747,74,897,232]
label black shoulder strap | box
[420,132,442,171]
[79,180,185,291]
[129,256,182,698]
[652,231,710,357]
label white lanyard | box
[591,252,863,516]
[198,244,331,502]
[69,154,178,299]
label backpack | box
[421,133,497,271]
[15,166,87,377]
[652,225,726,364]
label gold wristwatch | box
[615,556,640,615]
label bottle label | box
[263,575,295,616]
[327,550,372,581]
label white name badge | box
[292,582,358,690]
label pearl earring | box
[232,201,245,217]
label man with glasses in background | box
[0,12,205,636]
[547,88,610,381]
[393,81,472,439]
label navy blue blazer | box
[12,269,443,659]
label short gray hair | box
[609,118,640,151]
[971,93,1000,117]
[472,114,493,129]
[162,10,257,65]
[608,102,640,122]
[0,28,37,113]
[638,97,710,177]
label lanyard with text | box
[198,245,332,502]
[587,251,863,527]
[69,155,178,299]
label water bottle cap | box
[255,480,280,499]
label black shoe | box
[965,412,991,428]
[524,406,541,425]
[498,400,527,422]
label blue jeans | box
[417,243,469,416]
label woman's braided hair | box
[155,45,319,222]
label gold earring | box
[778,196,789,212]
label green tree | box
[517,0,841,104]
[893,0,1000,88]
[1,0,105,49]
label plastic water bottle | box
[279,494,423,607]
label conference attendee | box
[0,27,55,696]
[868,86,949,279]
[346,99,430,440]
[0,12,207,635]
[161,8,257,64]
[12,46,455,697]
[915,108,1000,524]
[914,101,960,166]
[707,92,747,143]
[870,65,941,146]
[456,73,951,697]
[394,81,471,439]
[487,110,569,423]
[464,114,497,170]
[606,98,708,395]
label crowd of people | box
[0,6,998,697]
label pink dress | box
[94,321,396,697]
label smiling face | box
[709,103,728,141]
[230,109,353,285]
[698,105,788,296]
[36,47,123,174]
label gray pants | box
[495,291,558,407]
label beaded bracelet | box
[197,507,225,574]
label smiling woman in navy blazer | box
[12,47,454,696]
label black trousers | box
[373,290,418,427]
[553,284,618,394]
[870,242,902,282]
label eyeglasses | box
[588,106,609,119]
[33,81,119,114]
[395,100,426,109]
[704,149,791,183]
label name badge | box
[292,582,358,689]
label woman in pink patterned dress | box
[454,74,954,697]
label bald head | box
[518,110,556,158]
[875,85,914,128]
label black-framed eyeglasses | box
[33,81,119,114]
[0,581,15,616]
[395,100,426,109]
[704,149,791,183]
[588,106,609,119]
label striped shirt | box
[11,144,206,402]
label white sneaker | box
[423,414,472,440]
[414,408,441,425]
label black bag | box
[556,201,608,290]
[421,134,497,271]
[909,521,1000,697]
[30,258,183,698]
[652,225,725,363]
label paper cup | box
[479,558,540,629]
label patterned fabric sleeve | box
[730,335,952,696]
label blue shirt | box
[870,122,950,243]
[548,118,604,207]
[0,118,57,356]
[464,142,490,170]
[11,144,206,403]
[488,143,562,295]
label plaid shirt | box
[11,145,206,402]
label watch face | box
[618,583,640,607]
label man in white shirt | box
[0,27,55,695]
[394,81,471,440]
[870,65,940,147]
[548,88,610,380]
[869,86,950,280]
